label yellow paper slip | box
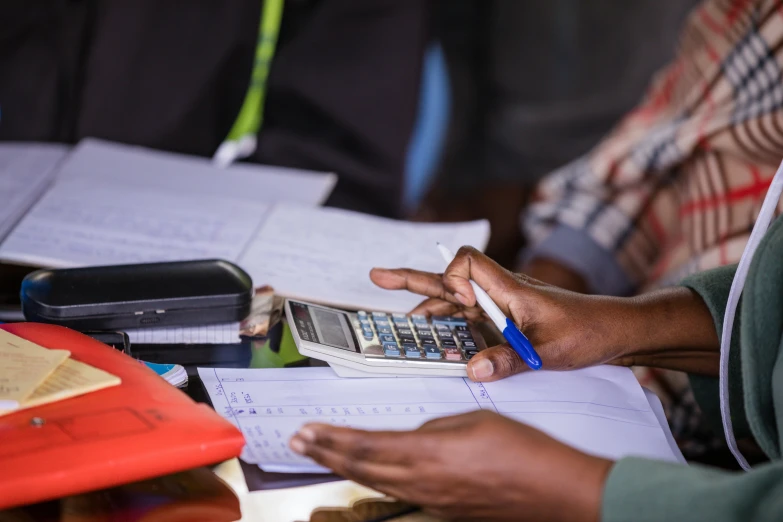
[0,330,70,411]
[19,357,121,411]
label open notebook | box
[199,366,684,474]
[0,139,489,312]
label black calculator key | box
[441,339,457,348]
[424,346,441,359]
[465,351,478,360]
[462,340,477,349]
[399,335,416,344]
[397,328,413,336]
[421,338,437,346]
[379,334,396,344]
[456,331,473,340]
[454,325,469,331]
[417,330,434,338]
[434,323,451,331]
[438,332,454,341]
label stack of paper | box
[0,330,121,416]
[198,366,684,474]
[0,139,490,313]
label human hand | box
[290,410,611,522]
[370,246,633,381]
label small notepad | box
[0,330,70,410]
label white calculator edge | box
[284,299,487,378]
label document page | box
[0,139,336,267]
[238,205,490,312]
[198,366,679,473]
[0,143,68,242]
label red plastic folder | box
[0,323,245,510]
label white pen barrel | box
[469,280,507,331]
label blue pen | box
[437,244,542,370]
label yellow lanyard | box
[213,0,285,167]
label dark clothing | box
[0,0,428,217]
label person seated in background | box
[0,0,428,218]
[289,234,783,521]
[416,0,698,266]
[520,0,783,461]
[523,0,783,294]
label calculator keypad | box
[352,311,480,363]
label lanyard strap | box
[720,159,783,470]
[213,0,285,167]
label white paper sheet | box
[198,366,680,474]
[0,139,336,267]
[238,205,490,312]
[0,143,69,242]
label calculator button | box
[424,346,441,359]
[443,347,462,361]
[456,331,473,340]
[440,339,457,348]
[417,329,433,338]
[358,311,368,317]
[372,312,388,319]
[360,318,371,327]
[434,323,451,331]
[421,338,437,346]
[392,313,407,319]
[464,350,478,360]
[379,334,396,344]
[411,314,428,324]
[462,340,477,349]
[403,344,421,358]
[378,326,393,335]
[398,335,416,345]
[363,332,375,341]
[454,325,469,331]
[383,343,401,357]
[397,328,413,336]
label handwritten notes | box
[0,330,120,415]
[198,366,680,473]
[0,330,70,411]
[20,358,121,411]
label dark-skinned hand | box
[368,246,634,382]
[290,410,611,522]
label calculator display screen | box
[289,301,359,353]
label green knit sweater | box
[602,217,783,521]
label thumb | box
[467,345,529,382]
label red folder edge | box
[0,323,245,510]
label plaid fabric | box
[525,0,783,293]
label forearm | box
[599,287,720,375]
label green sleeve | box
[603,457,783,521]
[680,264,752,440]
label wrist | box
[601,287,720,372]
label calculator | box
[284,299,487,377]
